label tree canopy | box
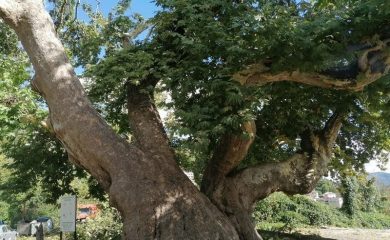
[75,0,390,176]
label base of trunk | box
[109,172,241,240]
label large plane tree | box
[1,0,390,239]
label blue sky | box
[81,0,158,19]
[68,1,159,74]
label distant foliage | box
[341,176,359,216]
[315,179,339,195]
[360,179,378,212]
[340,175,381,216]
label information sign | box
[60,195,76,232]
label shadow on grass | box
[259,230,337,240]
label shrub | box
[77,203,122,240]
[354,211,390,229]
[253,192,372,230]
[279,210,306,232]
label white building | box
[317,192,343,208]
[307,191,343,208]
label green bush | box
[77,204,122,240]
[292,195,343,226]
[353,211,390,229]
[254,192,297,223]
[254,193,343,228]
[254,192,390,231]
[279,210,306,232]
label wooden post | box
[74,196,77,240]
[35,223,44,240]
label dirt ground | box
[303,227,390,240]
[259,227,390,240]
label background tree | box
[0,14,105,226]
[341,176,359,216]
[340,173,381,216]
[0,0,390,239]
[316,179,339,195]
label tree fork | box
[201,120,256,198]
[207,111,345,240]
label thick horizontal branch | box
[236,68,382,91]
[222,152,326,211]
[233,39,390,91]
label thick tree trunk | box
[0,1,239,239]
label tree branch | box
[321,111,345,150]
[122,21,152,47]
[55,0,68,32]
[0,0,20,27]
[201,121,256,198]
[233,39,390,91]
[127,77,175,161]
[217,111,345,212]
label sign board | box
[60,195,76,232]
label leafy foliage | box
[254,192,348,228]
[254,191,390,231]
[340,174,382,216]
[316,179,339,195]
[36,1,387,182]
[77,203,122,240]
[341,176,359,216]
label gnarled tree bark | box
[201,121,256,199]
[203,112,345,240]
